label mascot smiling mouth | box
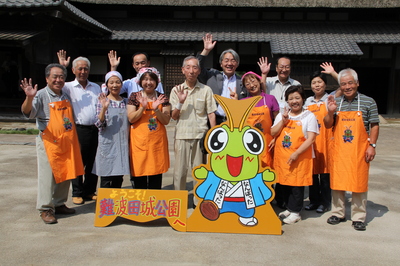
[226,155,243,177]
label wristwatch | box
[369,143,376,148]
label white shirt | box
[266,76,301,111]
[273,109,319,139]
[63,79,101,125]
[216,73,236,117]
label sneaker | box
[72,197,84,205]
[283,212,301,224]
[278,210,290,219]
[40,209,57,224]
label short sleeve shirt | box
[170,81,217,139]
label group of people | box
[21,34,379,232]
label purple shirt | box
[242,92,279,121]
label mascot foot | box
[239,216,258,226]
[200,200,220,221]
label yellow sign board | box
[94,188,188,232]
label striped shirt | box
[23,86,71,131]
[94,98,127,132]
[334,93,379,133]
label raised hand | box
[228,87,238,100]
[326,95,337,113]
[20,78,38,98]
[175,84,188,103]
[152,94,167,110]
[282,106,289,124]
[98,93,110,110]
[202,33,216,52]
[320,62,335,74]
[108,50,120,71]
[258,57,271,75]
[57,50,70,67]
[136,92,148,108]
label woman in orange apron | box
[127,67,171,189]
[240,71,279,168]
[304,72,333,213]
[92,71,130,188]
[272,85,319,224]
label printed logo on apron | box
[63,116,73,131]
[148,116,158,131]
[343,126,354,143]
[282,131,292,148]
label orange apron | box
[307,101,333,174]
[274,115,313,186]
[247,98,273,168]
[130,101,169,177]
[330,98,369,193]
[41,95,84,184]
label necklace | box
[142,90,157,101]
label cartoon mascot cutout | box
[187,95,281,235]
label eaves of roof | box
[99,20,400,56]
[0,29,43,41]
[69,0,400,8]
[0,0,111,34]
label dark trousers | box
[72,125,98,197]
[131,174,162,189]
[309,173,331,207]
[281,185,305,213]
[100,176,123,188]
[274,183,285,208]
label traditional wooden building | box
[1,0,399,114]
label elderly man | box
[266,57,301,111]
[170,56,217,193]
[324,68,379,231]
[57,50,101,205]
[197,33,245,125]
[21,64,83,224]
[108,50,164,97]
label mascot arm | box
[194,166,208,180]
[262,169,275,182]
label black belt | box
[76,124,97,129]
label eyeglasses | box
[277,65,291,70]
[340,81,356,87]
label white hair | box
[72,56,91,69]
[338,68,358,84]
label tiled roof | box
[0,0,111,33]
[70,0,400,8]
[0,30,43,41]
[103,20,400,55]
[63,1,110,32]
[160,48,195,56]
[0,0,63,8]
